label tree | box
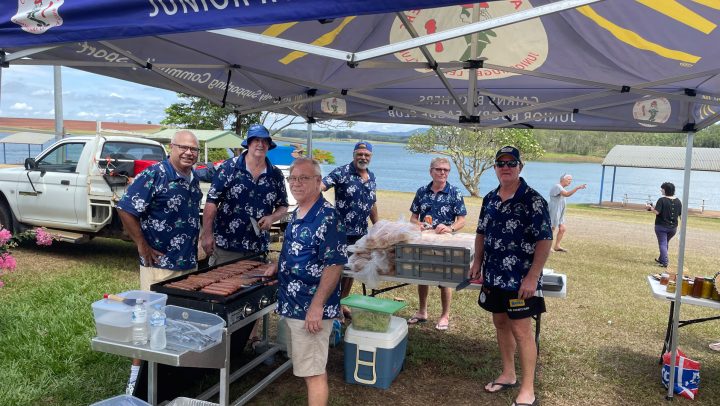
[406,127,543,197]
[160,93,345,163]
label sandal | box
[407,315,428,325]
[484,380,519,393]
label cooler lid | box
[345,316,408,348]
[340,295,406,314]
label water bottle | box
[131,298,148,346]
[149,304,167,350]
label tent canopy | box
[3,0,720,133]
[602,145,720,172]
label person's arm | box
[118,209,164,266]
[559,184,586,197]
[369,203,379,225]
[518,239,552,299]
[305,264,343,334]
[469,233,485,281]
[409,212,424,229]
[435,215,466,234]
[258,205,289,230]
[201,202,218,256]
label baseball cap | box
[241,124,277,150]
[354,141,373,153]
[495,145,521,162]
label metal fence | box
[621,194,709,213]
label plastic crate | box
[394,260,469,282]
[166,397,219,406]
[395,243,473,265]
[90,394,151,406]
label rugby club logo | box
[390,1,548,80]
[633,97,671,128]
[12,0,64,35]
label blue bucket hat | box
[242,124,277,150]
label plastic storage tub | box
[164,305,225,352]
[92,291,167,342]
[340,295,406,333]
[344,316,408,389]
[90,394,151,406]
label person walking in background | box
[647,182,682,267]
[321,141,378,321]
[117,130,203,395]
[469,146,552,406]
[548,174,586,253]
[407,157,467,331]
[265,157,347,406]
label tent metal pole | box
[54,66,64,141]
[306,122,313,159]
[666,131,694,400]
[599,166,605,205]
[610,166,616,203]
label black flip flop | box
[407,316,428,325]
[511,398,537,406]
[484,380,519,393]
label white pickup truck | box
[0,135,169,242]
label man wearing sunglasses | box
[407,157,467,331]
[469,146,552,406]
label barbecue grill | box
[131,254,284,404]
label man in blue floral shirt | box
[266,157,347,406]
[201,124,288,265]
[117,130,203,394]
[469,146,552,406]
[322,141,378,319]
[407,157,467,331]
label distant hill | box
[279,128,426,143]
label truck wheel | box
[0,202,14,234]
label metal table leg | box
[148,361,157,405]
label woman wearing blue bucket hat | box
[241,124,277,150]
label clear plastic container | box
[90,394,151,406]
[164,305,225,352]
[92,291,167,342]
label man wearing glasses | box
[265,157,347,406]
[407,157,467,331]
[469,146,552,406]
[201,124,288,265]
[117,130,203,393]
[321,141,378,320]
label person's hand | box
[469,260,481,280]
[304,304,325,334]
[201,232,215,257]
[435,224,452,234]
[518,273,539,300]
[261,263,279,285]
[138,241,164,267]
[257,215,273,231]
[579,184,587,190]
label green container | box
[341,295,406,333]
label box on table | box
[164,305,225,352]
[395,243,472,282]
[92,290,167,343]
[344,316,408,389]
[90,394,151,406]
[341,295,406,333]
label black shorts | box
[347,235,363,245]
[477,285,546,319]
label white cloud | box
[109,93,124,99]
[77,111,100,118]
[11,102,33,111]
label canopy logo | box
[11,0,64,35]
[633,97,671,128]
[390,1,548,80]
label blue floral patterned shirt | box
[410,181,467,227]
[277,197,348,320]
[476,177,552,291]
[322,163,376,237]
[206,153,288,253]
[117,159,203,270]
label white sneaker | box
[125,380,136,395]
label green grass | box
[1,197,719,405]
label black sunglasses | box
[495,160,520,168]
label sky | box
[0,66,427,133]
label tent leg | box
[306,122,313,159]
[666,132,694,400]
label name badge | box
[509,298,525,308]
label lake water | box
[313,141,720,211]
[2,133,717,210]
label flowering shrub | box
[0,227,53,287]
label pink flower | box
[0,253,17,271]
[0,228,11,246]
[35,228,53,246]
[0,280,4,288]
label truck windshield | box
[101,142,166,161]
